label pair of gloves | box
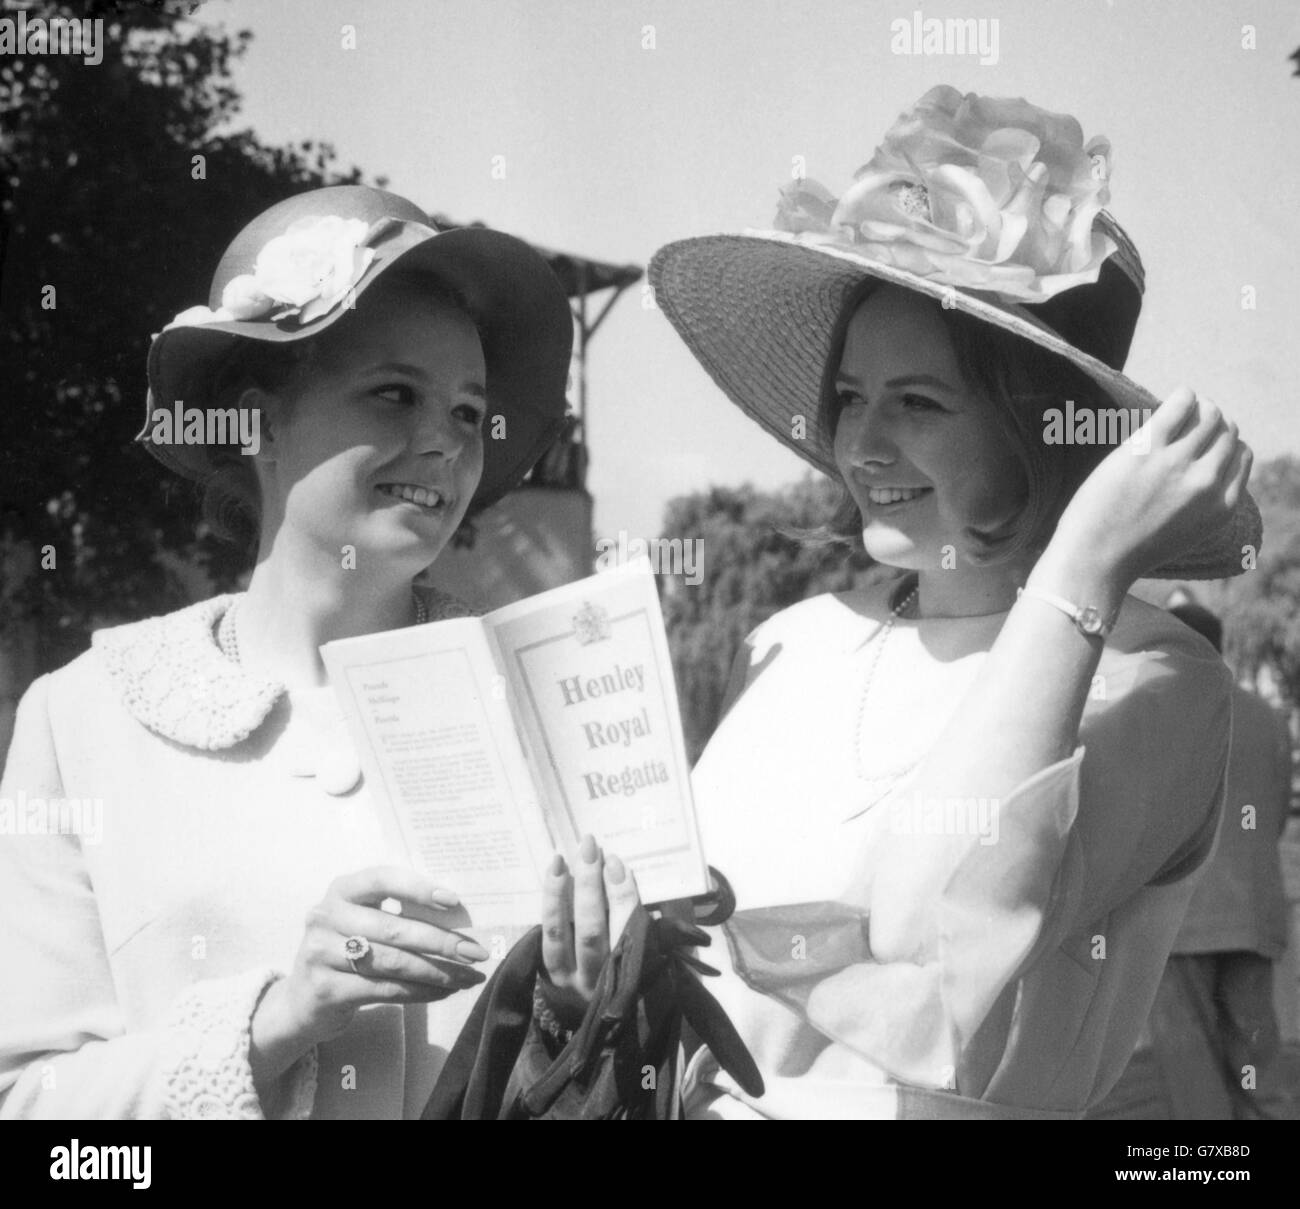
[422,881,763,1120]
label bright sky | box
[208,0,1300,543]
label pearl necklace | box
[852,577,919,786]
[217,590,430,667]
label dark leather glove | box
[422,896,763,1120]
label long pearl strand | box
[853,577,919,785]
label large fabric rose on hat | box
[776,85,1116,303]
[164,215,376,330]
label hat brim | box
[142,222,572,513]
[649,232,1261,580]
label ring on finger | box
[343,934,371,975]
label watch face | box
[1078,606,1104,635]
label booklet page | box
[486,560,709,904]
[322,618,555,928]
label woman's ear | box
[238,386,277,462]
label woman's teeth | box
[378,483,445,509]
[867,486,929,505]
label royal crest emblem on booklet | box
[572,601,612,646]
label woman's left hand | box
[541,834,641,1004]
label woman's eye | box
[835,389,865,410]
[900,392,943,412]
[455,403,486,426]
[374,384,416,405]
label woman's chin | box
[861,528,926,570]
[358,515,457,566]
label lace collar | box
[92,587,475,752]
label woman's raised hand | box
[1036,387,1252,596]
[541,835,641,1004]
[250,866,488,1082]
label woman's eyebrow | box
[364,361,486,396]
[363,360,428,379]
[884,373,955,393]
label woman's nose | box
[414,401,463,460]
[840,403,897,466]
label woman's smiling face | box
[258,274,486,570]
[832,284,1027,570]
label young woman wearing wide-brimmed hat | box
[0,185,642,1119]
[548,86,1263,1120]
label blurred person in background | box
[1089,601,1293,1120]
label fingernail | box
[550,853,568,877]
[453,967,487,985]
[605,853,627,884]
[579,834,599,863]
[456,939,490,962]
[430,888,461,909]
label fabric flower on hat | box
[776,85,1117,303]
[163,215,376,330]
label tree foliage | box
[1,0,369,671]
[1217,456,1300,707]
[660,477,888,762]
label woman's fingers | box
[317,867,484,993]
[1199,421,1240,486]
[335,971,480,1006]
[1148,385,1199,443]
[541,853,575,982]
[540,841,639,997]
[330,866,461,912]
[328,937,487,989]
[330,902,488,964]
[1223,441,1253,510]
[604,854,641,950]
[573,835,610,994]
[1181,396,1226,458]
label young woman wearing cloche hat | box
[546,86,1264,1120]
[0,185,637,1119]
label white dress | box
[682,584,1232,1119]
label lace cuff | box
[160,969,318,1120]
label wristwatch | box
[1017,585,1117,640]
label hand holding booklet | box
[321,560,709,928]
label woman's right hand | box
[541,835,641,1006]
[1035,387,1251,595]
[250,866,489,1083]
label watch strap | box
[1017,585,1116,639]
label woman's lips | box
[863,485,933,511]
[376,482,450,512]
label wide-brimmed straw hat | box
[649,86,1260,579]
[139,185,573,511]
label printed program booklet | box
[321,560,709,928]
